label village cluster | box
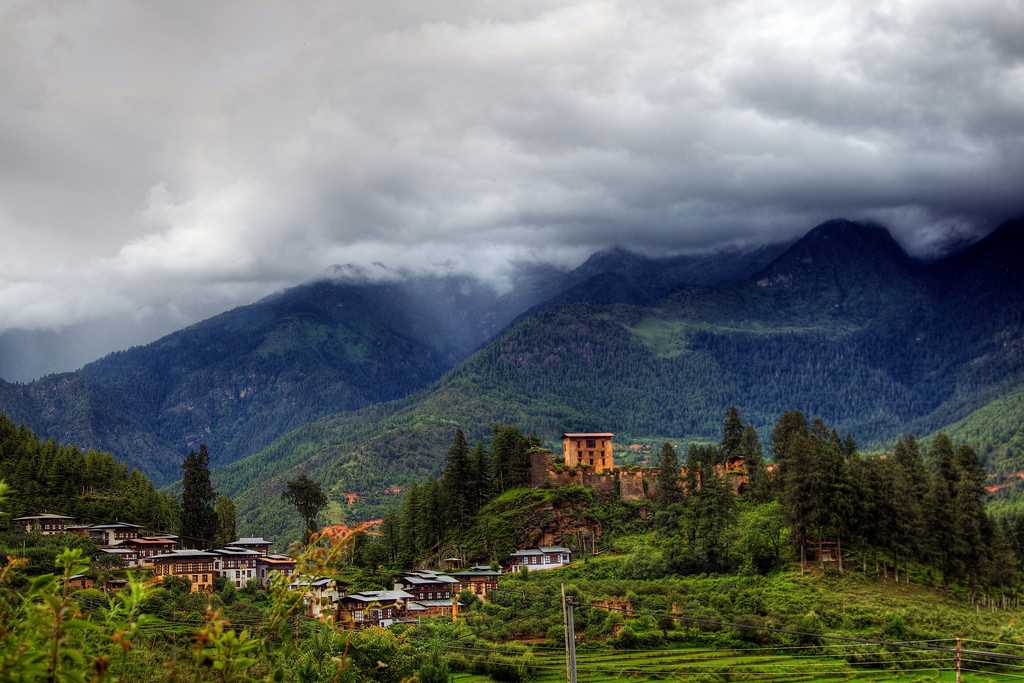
[13,511,572,629]
[14,432,749,628]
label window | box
[587,439,596,448]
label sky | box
[1,0,1023,379]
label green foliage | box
[181,445,218,547]
[655,443,682,507]
[282,475,328,543]
[215,496,238,547]
[0,275,540,484]
[0,415,179,531]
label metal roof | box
[89,522,143,529]
[539,546,571,553]
[562,432,614,438]
[211,547,260,556]
[290,577,334,588]
[344,589,414,602]
[149,550,217,560]
[451,568,501,577]
[14,513,74,520]
[125,537,176,545]
[230,537,271,545]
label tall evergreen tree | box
[772,410,808,462]
[180,445,217,548]
[213,495,237,547]
[655,443,683,506]
[400,483,422,562]
[470,442,492,513]
[721,406,745,459]
[442,429,471,530]
[740,425,768,500]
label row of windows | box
[418,591,451,600]
[520,554,570,565]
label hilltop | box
[0,246,782,484]
[214,217,1024,538]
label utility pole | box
[561,584,578,683]
[955,637,962,683]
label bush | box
[418,650,450,683]
[613,626,640,649]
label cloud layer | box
[2,0,1022,343]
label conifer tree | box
[740,425,768,500]
[400,483,422,561]
[213,495,237,547]
[181,445,217,547]
[721,406,744,459]
[655,443,683,506]
[470,442,492,512]
[442,429,471,530]
[772,410,807,462]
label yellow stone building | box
[562,432,614,472]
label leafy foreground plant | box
[0,479,499,682]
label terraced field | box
[451,643,1018,682]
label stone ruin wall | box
[528,448,750,501]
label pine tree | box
[470,442,492,512]
[740,425,768,500]
[400,483,422,561]
[181,445,217,548]
[442,429,471,531]
[214,495,237,547]
[772,410,807,463]
[779,432,815,565]
[721,406,744,459]
[655,443,683,506]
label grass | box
[453,645,1016,681]
[449,530,1024,681]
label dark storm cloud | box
[1,0,1022,341]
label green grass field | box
[450,643,1016,681]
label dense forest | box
[217,219,1024,538]
[7,409,1024,681]
[0,246,784,486]
[0,414,179,531]
[346,407,1022,594]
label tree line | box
[649,407,1017,588]
[368,425,538,566]
[0,414,179,532]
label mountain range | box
[0,243,784,483]
[1,216,1022,540]
[210,218,1024,538]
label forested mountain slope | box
[216,218,1024,539]
[0,247,780,484]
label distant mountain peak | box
[321,262,400,283]
[752,219,916,297]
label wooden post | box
[955,637,962,683]
[561,584,577,683]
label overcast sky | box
[2,0,1023,372]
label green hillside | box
[219,219,1024,539]
[930,386,1024,475]
[0,247,783,485]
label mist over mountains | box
[1,214,1022,537]
[0,237,789,483]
